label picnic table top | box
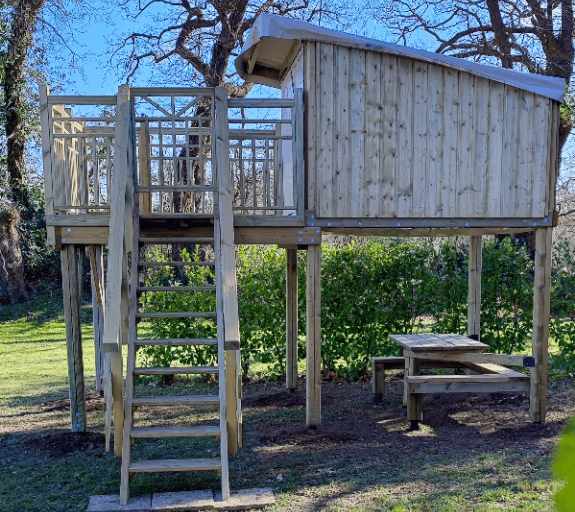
[389,333,489,353]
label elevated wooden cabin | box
[40,14,564,503]
[237,14,564,231]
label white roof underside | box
[236,14,566,102]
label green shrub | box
[321,239,435,378]
[429,239,468,334]
[138,247,219,382]
[481,238,533,354]
[138,236,573,382]
[551,238,575,372]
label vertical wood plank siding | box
[300,41,556,220]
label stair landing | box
[87,488,275,512]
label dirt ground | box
[241,373,574,460]
[2,374,574,511]
[4,374,574,469]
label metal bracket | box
[523,356,536,367]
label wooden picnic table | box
[389,333,531,430]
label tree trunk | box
[0,208,28,303]
[4,0,46,215]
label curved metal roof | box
[236,13,565,102]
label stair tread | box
[131,426,220,438]
[132,395,219,406]
[130,458,221,473]
[138,286,216,292]
[136,311,216,318]
[133,366,219,375]
[135,338,218,346]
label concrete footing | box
[87,488,275,512]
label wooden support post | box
[406,357,423,429]
[530,228,552,423]
[111,349,124,457]
[306,243,321,427]
[226,349,242,453]
[286,248,298,390]
[61,244,86,432]
[89,245,105,392]
[40,84,56,247]
[468,235,482,340]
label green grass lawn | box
[0,291,97,410]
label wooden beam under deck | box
[57,225,323,246]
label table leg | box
[406,357,423,430]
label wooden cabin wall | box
[297,41,559,221]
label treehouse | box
[40,13,564,506]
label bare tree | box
[377,0,574,149]
[114,0,355,97]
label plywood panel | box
[350,48,366,217]
[334,46,351,218]
[473,77,489,217]
[502,86,519,216]
[317,43,335,217]
[380,54,399,218]
[396,57,414,217]
[457,72,474,217]
[426,65,444,217]
[518,90,536,218]
[442,69,459,218]
[486,81,504,217]
[533,96,551,217]
[412,62,428,217]
[304,42,317,212]
[365,51,382,218]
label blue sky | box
[55,3,392,96]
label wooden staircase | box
[120,203,233,504]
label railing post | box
[39,84,56,246]
[103,85,131,353]
[294,89,305,220]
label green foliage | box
[554,415,575,511]
[321,240,435,377]
[550,238,575,372]
[138,247,218,376]
[139,236,575,382]
[480,238,534,354]
[428,240,468,334]
[236,245,297,377]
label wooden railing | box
[40,86,306,233]
[40,86,117,245]
[228,91,304,225]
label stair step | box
[132,395,219,407]
[137,286,216,293]
[133,366,219,376]
[131,426,220,439]
[138,261,215,268]
[136,311,216,319]
[135,338,218,346]
[130,458,221,473]
[139,237,214,244]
